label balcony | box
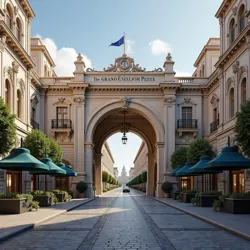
[30,119,39,130]
[51,119,73,142]
[177,119,198,138]
[52,119,72,129]
[210,120,219,134]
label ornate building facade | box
[0,0,250,198]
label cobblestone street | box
[1,189,250,250]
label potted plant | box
[197,191,222,207]
[182,190,198,203]
[76,181,88,198]
[214,192,250,214]
[174,189,183,200]
[52,190,71,202]
[31,190,57,207]
[93,186,96,197]
[161,181,173,198]
[0,193,34,214]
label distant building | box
[119,166,129,184]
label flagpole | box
[124,32,126,56]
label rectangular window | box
[182,107,192,128]
[56,107,68,128]
[231,171,245,193]
[213,108,217,122]
[6,171,21,193]
[240,17,245,32]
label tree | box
[48,138,62,163]
[170,147,188,169]
[187,137,215,164]
[23,130,49,160]
[0,97,16,156]
[235,101,250,157]
[102,171,109,183]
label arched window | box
[229,18,235,45]
[6,4,12,29]
[202,64,205,77]
[16,18,22,42]
[17,90,22,119]
[229,88,235,118]
[5,79,11,107]
[241,78,247,105]
[239,5,246,33]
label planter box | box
[55,193,66,203]
[198,195,221,207]
[33,195,53,207]
[68,191,74,199]
[174,191,180,200]
[221,198,250,214]
[183,193,196,203]
[0,199,32,214]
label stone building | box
[0,0,250,198]
[118,166,129,184]
[129,167,134,181]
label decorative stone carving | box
[17,79,25,92]
[210,93,219,109]
[53,131,71,143]
[86,68,97,72]
[232,6,237,16]
[121,96,130,109]
[4,66,13,81]
[77,53,83,61]
[151,68,163,72]
[30,93,39,109]
[12,61,19,73]
[73,96,85,104]
[239,66,247,78]
[184,97,191,104]
[104,55,145,72]
[233,61,240,73]
[53,97,71,106]
[165,96,176,104]
[0,33,6,52]
[14,6,19,15]
[226,77,235,93]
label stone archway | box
[84,104,165,198]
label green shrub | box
[32,201,40,210]
[103,189,107,192]
[141,172,147,183]
[76,181,88,194]
[161,181,173,194]
[102,171,109,183]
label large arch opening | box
[88,108,160,197]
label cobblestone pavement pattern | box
[1,189,250,250]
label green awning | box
[205,146,250,171]
[168,165,183,176]
[176,162,194,177]
[0,148,49,171]
[29,158,66,175]
[51,163,78,177]
[188,156,222,175]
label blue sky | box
[29,0,223,174]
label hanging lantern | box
[122,132,127,145]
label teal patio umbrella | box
[188,156,222,191]
[176,162,194,177]
[168,165,183,176]
[51,163,78,190]
[0,148,49,193]
[205,146,250,171]
[29,158,66,191]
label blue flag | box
[110,36,124,47]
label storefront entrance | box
[6,171,21,193]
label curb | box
[132,189,250,241]
[0,197,97,243]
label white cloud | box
[35,34,92,76]
[148,39,172,55]
[126,39,134,54]
[175,71,192,77]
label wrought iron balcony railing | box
[30,119,39,130]
[177,119,198,129]
[210,119,219,133]
[51,119,72,129]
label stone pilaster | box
[72,94,86,193]
[146,153,155,196]
[245,35,250,100]
[94,153,102,195]
[0,33,6,98]
[155,142,165,198]
[218,68,225,126]
[84,142,94,198]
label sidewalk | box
[0,197,96,243]
[153,197,250,240]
